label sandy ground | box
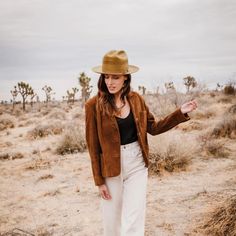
[0,97,236,236]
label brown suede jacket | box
[85,91,190,186]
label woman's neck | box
[114,91,122,103]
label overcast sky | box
[0,0,236,101]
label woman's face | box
[104,74,127,95]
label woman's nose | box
[106,78,112,85]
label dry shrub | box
[27,122,63,139]
[199,195,236,236]
[0,152,24,160]
[148,142,191,175]
[25,156,51,170]
[180,120,203,131]
[144,94,177,117]
[38,174,54,181]
[56,123,86,155]
[224,83,236,95]
[36,227,53,236]
[39,107,50,116]
[193,109,215,120]
[47,109,66,120]
[201,138,229,158]
[0,141,13,148]
[211,115,236,139]
[228,104,236,114]
[0,227,41,236]
[218,97,233,103]
[43,189,61,197]
[11,107,24,117]
[73,112,85,120]
[0,114,15,131]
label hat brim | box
[92,65,139,75]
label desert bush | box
[224,83,236,95]
[180,120,203,131]
[47,109,66,120]
[38,174,54,181]
[0,152,24,160]
[148,143,191,175]
[198,194,236,236]
[73,112,85,120]
[11,107,24,116]
[201,139,229,158]
[218,97,233,103]
[25,156,51,170]
[192,109,216,120]
[0,114,15,131]
[228,104,236,114]
[27,122,63,139]
[211,115,236,139]
[56,123,86,155]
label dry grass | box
[37,174,54,181]
[201,139,229,158]
[198,195,236,236]
[27,122,63,139]
[211,115,236,139]
[43,189,61,197]
[0,114,15,131]
[46,109,66,120]
[148,143,191,175]
[56,123,86,155]
[180,120,203,131]
[25,156,51,170]
[192,109,216,120]
[224,83,236,95]
[0,152,24,160]
[0,227,53,236]
[218,97,233,103]
[0,141,13,148]
[228,104,236,114]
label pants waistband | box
[121,141,139,150]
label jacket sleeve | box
[85,102,105,186]
[144,101,190,135]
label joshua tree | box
[42,85,54,104]
[78,72,92,107]
[10,87,18,110]
[30,92,37,107]
[164,82,175,92]
[13,82,34,111]
[138,85,146,95]
[66,87,79,104]
[183,76,197,93]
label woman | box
[85,50,197,236]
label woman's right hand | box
[98,184,112,200]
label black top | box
[115,110,138,145]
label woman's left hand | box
[180,100,198,114]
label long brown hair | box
[97,74,131,116]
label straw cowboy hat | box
[92,50,139,75]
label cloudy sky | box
[0,0,236,101]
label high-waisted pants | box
[100,141,148,236]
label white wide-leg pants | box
[100,141,148,236]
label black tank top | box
[115,110,138,145]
